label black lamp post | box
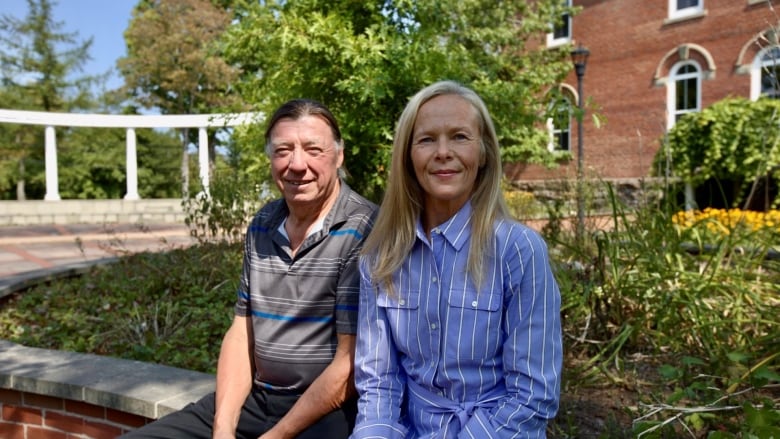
[571,44,590,244]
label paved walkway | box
[0,223,198,297]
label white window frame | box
[668,0,704,20]
[547,96,572,152]
[750,45,780,100]
[667,60,702,128]
[547,117,571,152]
[547,0,572,48]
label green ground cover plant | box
[0,182,778,437]
[0,241,241,373]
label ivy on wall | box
[663,97,780,206]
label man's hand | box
[257,426,292,439]
[213,429,236,439]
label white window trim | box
[668,0,704,20]
[547,93,573,152]
[547,0,572,48]
[750,45,780,100]
[546,118,557,152]
[546,117,571,152]
[667,60,702,129]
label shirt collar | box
[415,202,472,251]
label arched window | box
[667,61,702,128]
[751,45,780,100]
[548,96,572,152]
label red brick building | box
[506,0,779,188]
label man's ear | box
[336,142,345,168]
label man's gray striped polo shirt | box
[234,183,376,393]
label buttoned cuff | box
[350,421,408,439]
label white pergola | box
[0,109,262,200]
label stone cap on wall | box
[0,340,215,419]
[0,199,188,226]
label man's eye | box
[274,148,291,156]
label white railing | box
[0,109,262,201]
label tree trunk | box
[15,131,26,201]
[208,132,216,176]
[181,127,190,197]
[16,159,26,201]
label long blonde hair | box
[363,80,510,291]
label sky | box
[3,0,138,91]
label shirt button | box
[399,299,406,306]
[471,300,478,307]
[432,277,438,283]
[430,323,437,330]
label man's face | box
[268,115,343,211]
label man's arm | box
[259,333,356,439]
[213,315,254,439]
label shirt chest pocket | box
[446,289,503,360]
[447,288,502,312]
[377,290,420,310]
[377,290,421,354]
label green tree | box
[136,128,183,198]
[222,0,575,201]
[0,0,97,199]
[0,86,38,199]
[119,0,243,197]
[662,97,780,209]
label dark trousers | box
[119,389,357,439]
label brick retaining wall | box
[0,341,214,439]
[0,388,148,438]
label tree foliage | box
[0,0,96,199]
[119,0,240,114]
[0,0,184,200]
[56,124,182,199]
[119,0,243,195]
[662,97,780,206]
[222,0,575,201]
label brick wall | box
[1,340,215,439]
[0,389,150,439]
[508,0,778,182]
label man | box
[123,99,377,439]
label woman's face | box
[410,94,483,221]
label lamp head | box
[571,44,590,76]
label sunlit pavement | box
[0,223,197,297]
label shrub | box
[0,242,242,373]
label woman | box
[351,81,562,438]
